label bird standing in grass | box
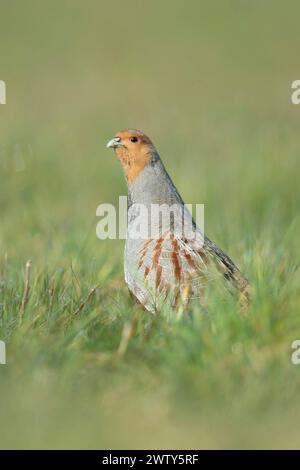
[107,129,250,314]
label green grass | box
[1,0,300,449]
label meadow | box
[0,0,300,449]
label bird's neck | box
[127,159,183,207]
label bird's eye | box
[130,136,138,143]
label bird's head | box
[106,129,157,183]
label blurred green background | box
[0,0,300,449]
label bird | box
[106,129,250,314]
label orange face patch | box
[113,130,154,184]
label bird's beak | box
[106,136,122,149]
